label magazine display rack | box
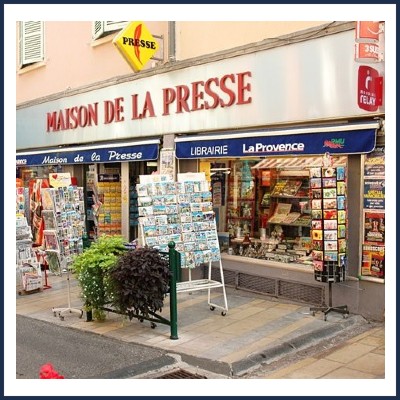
[309,165,349,320]
[41,186,86,320]
[137,173,228,315]
[16,214,43,295]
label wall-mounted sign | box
[355,42,380,62]
[113,21,158,72]
[357,66,383,112]
[355,21,380,43]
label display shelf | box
[226,160,256,238]
[266,175,311,237]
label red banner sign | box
[357,66,383,112]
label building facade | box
[16,21,386,321]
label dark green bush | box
[109,247,171,319]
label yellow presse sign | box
[113,21,159,72]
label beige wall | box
[16,21,169,104]
[175,21,328,59]
[17,21,329,104]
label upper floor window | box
[92,21,128,40]
[19,21,44,68]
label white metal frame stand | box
[52,257,83,320]
[175,260,228,315]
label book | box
[268,203,292,223]
[281,212,301,224]
[271,180,288,196]
[281,180,303,196]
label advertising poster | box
[364,146,385,177]
[363,178,385,209]
[362,244,385,278]
[159,149,176,180]
[364,211,385,244]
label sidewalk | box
[246,325,385,379]
[16,272,384,378]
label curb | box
[231,314,370,376]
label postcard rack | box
[137,173,228,315]
[309,165,349,320]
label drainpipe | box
[168,21,176,62]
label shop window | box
[223,156,349,270]
[18,21,44,68]
[92,21,128,40]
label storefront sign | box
[45,71,252,133]
[357,66,383,112]
[175,127,376,159]
[16,142,159,166]
[17,30,385,150]
[113,21,158,72]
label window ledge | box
[90,34,116,47]
[17,61,46,75]
[221,253,314,273]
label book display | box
[96,174,122,236]
[137,173,228,314]
[226,160,256,238]
[267,175,311,233]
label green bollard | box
[82,232,91,249]
[168,241,179,340]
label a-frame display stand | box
[309,164,349,321]
[137,173,228,315]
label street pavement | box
[16,314,176,379]
[11,271,394,396]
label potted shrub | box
[71,235,126,321]
[108,246,171,321]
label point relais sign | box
[175,123,377,159]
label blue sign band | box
[176,129,376,159]
[17,143,159,166]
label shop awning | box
[251,155,348,169]
[174,121,379,159]
[16,139,160,166]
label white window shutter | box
[20,21,44,66]
[92,21,128,40]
